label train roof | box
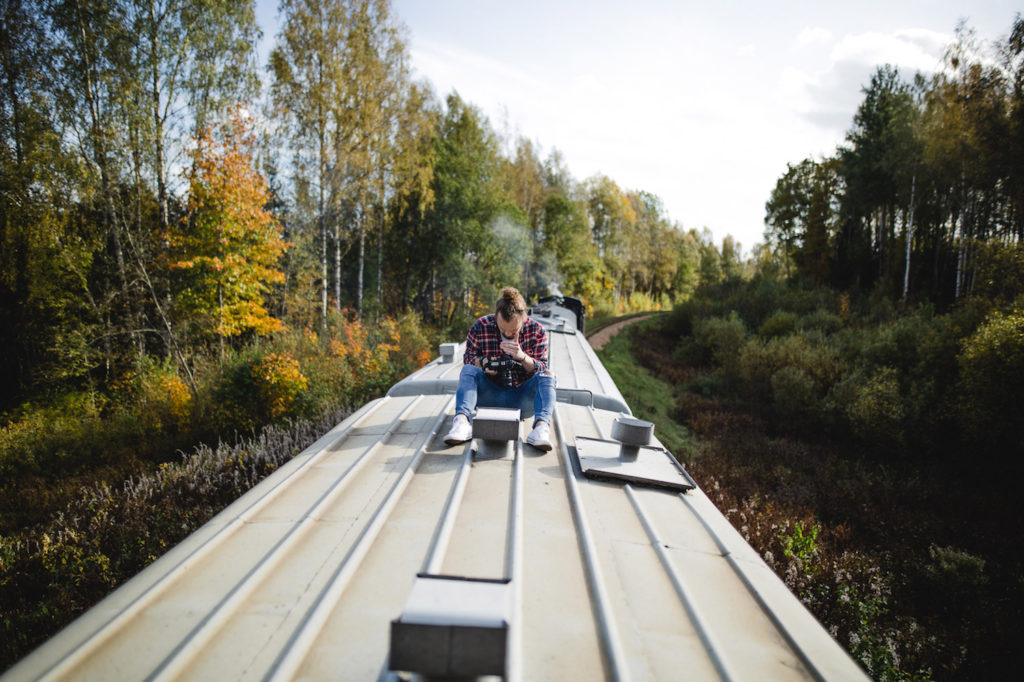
[3,301,868,681]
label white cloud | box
[796,27,835,49]
[779,27,951,138]
[830,29,948,72]
[410,38,547,101]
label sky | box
[256,1,1020,255]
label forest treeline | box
[4,1,1021,415]
[765,20,1024,304]
[0,0,736,417]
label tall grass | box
[0,406,350,670]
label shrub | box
[771,366,817,416]
[782,519,822,566]
[858,309,935,376]
[759,310,799,339]
[738,333,840,408]
[0,393,108,479]
[392,312,434,376]
[970,241,1024,305]
[254,352,308,420]
[956,299,1024,459]
[799,308,843,335]
[208,349,265,433]
[842,368,905,446]
[123,359,193,434]
[694,312,747,371]
[923,545,987,591]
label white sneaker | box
[525,420,552,451]
[444,414,473,445]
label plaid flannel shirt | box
[463,314,549,388]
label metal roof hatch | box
[575,416,696,492]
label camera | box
[482,354,517,388]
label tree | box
[671,227,702,300]
[406,92,510,321]
[765,160,806,278]
[0,0,102,399]
[137,0,261,235]
[765,157,843,285]
[343,0,410,319]
[271,0,409,324]
[542,190,600,299]
[720,235,744,282]
[840,65,921,290]
[585,175,634,299]
[172,108,288,352]
[271,0,350,328]
[385,79,439,311]
[503,137,547,296]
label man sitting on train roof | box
[443,286,556,451]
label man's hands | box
[479,356,498,375]
[476,339,533,377]
[500,339,526,362]
[481,355,515,375]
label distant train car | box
[3,297,868,681]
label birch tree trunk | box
[902,171,916,301]
[357,201,366,320]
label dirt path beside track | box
[587,314,655,350]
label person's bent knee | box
[460,363,484,379]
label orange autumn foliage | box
[173,106,289,340]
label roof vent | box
[611,415,653,455]
[390,574,511,677]
[439,342,458,363]
[472,407,521,441]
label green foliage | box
[771,366,818,417]
[649,275,1024,680]
[798,308,844,335]
[693,312,747,371]
[737,332,840,413]
[782,520,821,565]
[924,544,987,591]
[841,367,906,445]
[970,242,1024,305]
[766,22,1024,303]
[0,393,111,480]
[957,298,1024,458]
[669,276,1024,457]
[765,157,842,284]
[759,309,799,338]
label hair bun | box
[496,287,527,320]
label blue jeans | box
[455,364,555,424]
